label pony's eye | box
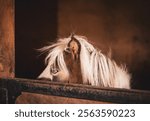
[50,67,59,74]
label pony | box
[38,34,131,89]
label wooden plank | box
[0,0,14,77]
[0,78,150,104]
[16,92,110,104]
[0,88,8,103]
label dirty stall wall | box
[15,0,106,104]
[0,0,14,78]
[15,0,58,79]
[15,0,150,90]
[58,0,150,90]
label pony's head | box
[38,34,131,89]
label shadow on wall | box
[16,0,150,90]
[15,0,58,78]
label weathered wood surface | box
[0,0,14,77]
[0,88,8,103]
[16,92,108,104]
[0,78,150,104]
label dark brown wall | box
[15,0,150,90]
[15,0,58,78]
[14,0,150,104]
[58,0,150,90]
[0,0,14,77]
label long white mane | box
[38,35,131,89]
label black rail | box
[0,78,150,104]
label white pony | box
[38,34,131,89]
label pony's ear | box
[70,34,79,44]
[70,32,75,38]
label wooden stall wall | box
[58,0,150,90]
[0,0,14,78]
[14,0,150,91]
[0,0,148,103]
[15,0,150,103]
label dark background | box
[15,0,58,79]
[15,0,150,90]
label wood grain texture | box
[1,78,150,104]
[0,88,8,103]
[16,92,108,104]
[0,0,14,77]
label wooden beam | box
[0,0,14,77]
[0,88,8,103]
[0,78,150,103]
